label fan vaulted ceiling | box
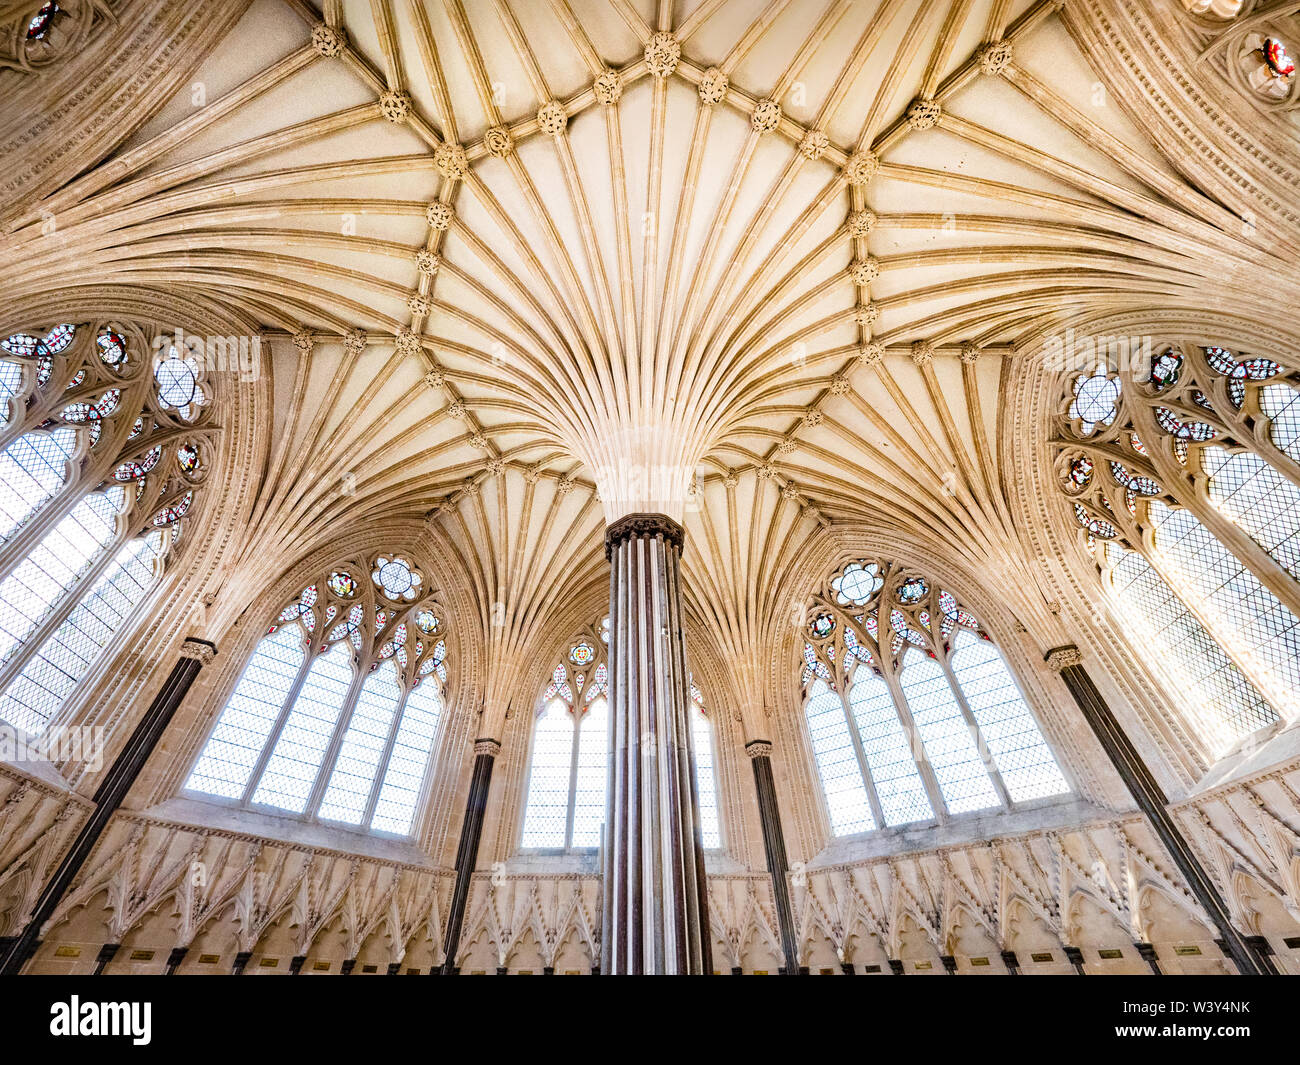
[3,0,1292,662]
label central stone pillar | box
[602,514,711,974]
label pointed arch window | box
[801,561,1070,837]
[1054,341,1300,756]
[519,629,610,850]
[689,681,722,849]
[0,322,212,736]
[184,555,449,837]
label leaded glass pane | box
[0,428,78,541]
[520,699,572,848]
[1262,384,1299,460]
[185,626,304,799]
[318,659,402,825]
[0,362,22,425]
[949,631,1069,801]
[1106,545,1275,753]
[1150,502,1300,720]
[691,704,721,848]
[898,654,1000,815]
[370,678,443,835]
[570,696,607,848]
[0,490,121,668]
[251,644,354,814]
[804,679,875,834]
[1202,446,1300,580]
[848,671,933,825]
[0,534,158,735]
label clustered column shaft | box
[746,740,799,974]
[0,637,216,976]
[1045,645,1271,977]
[601,514,711,974]
[440,737,500,974]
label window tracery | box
[519,625,610,850]
[185,552,449,837]
[1053,339,1300,755]
[1177,1,1300,110]
[0,321,212,736]
[1,0,108,74]
[801,560,1069,837]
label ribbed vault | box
[4,0,1299,695]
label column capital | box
[472,737,501,758]
[604,512,685,560]
[179,637,218,663]
[744,739,774,759]
[1043,644,1083,672]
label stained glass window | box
[690,684,722,849]
[153,349,204,419]
[27,2,60,40]
[1263,37,1295,80]
[1102,542,1277,752]
[1149,349,1182,389]
[520,628,609,850]
[184,552,450,837]
[801,559,1069,837]
[1055,340,1300,756]
[0,321,209,737]
[1070,373,1120,433]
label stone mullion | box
[838,670,888,829]
[238,644,315,806]
[564,702,581,849]
[936,654,1013,810]
[880,665,949,824]
[303,662,370,818]
[360,684,414,828]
